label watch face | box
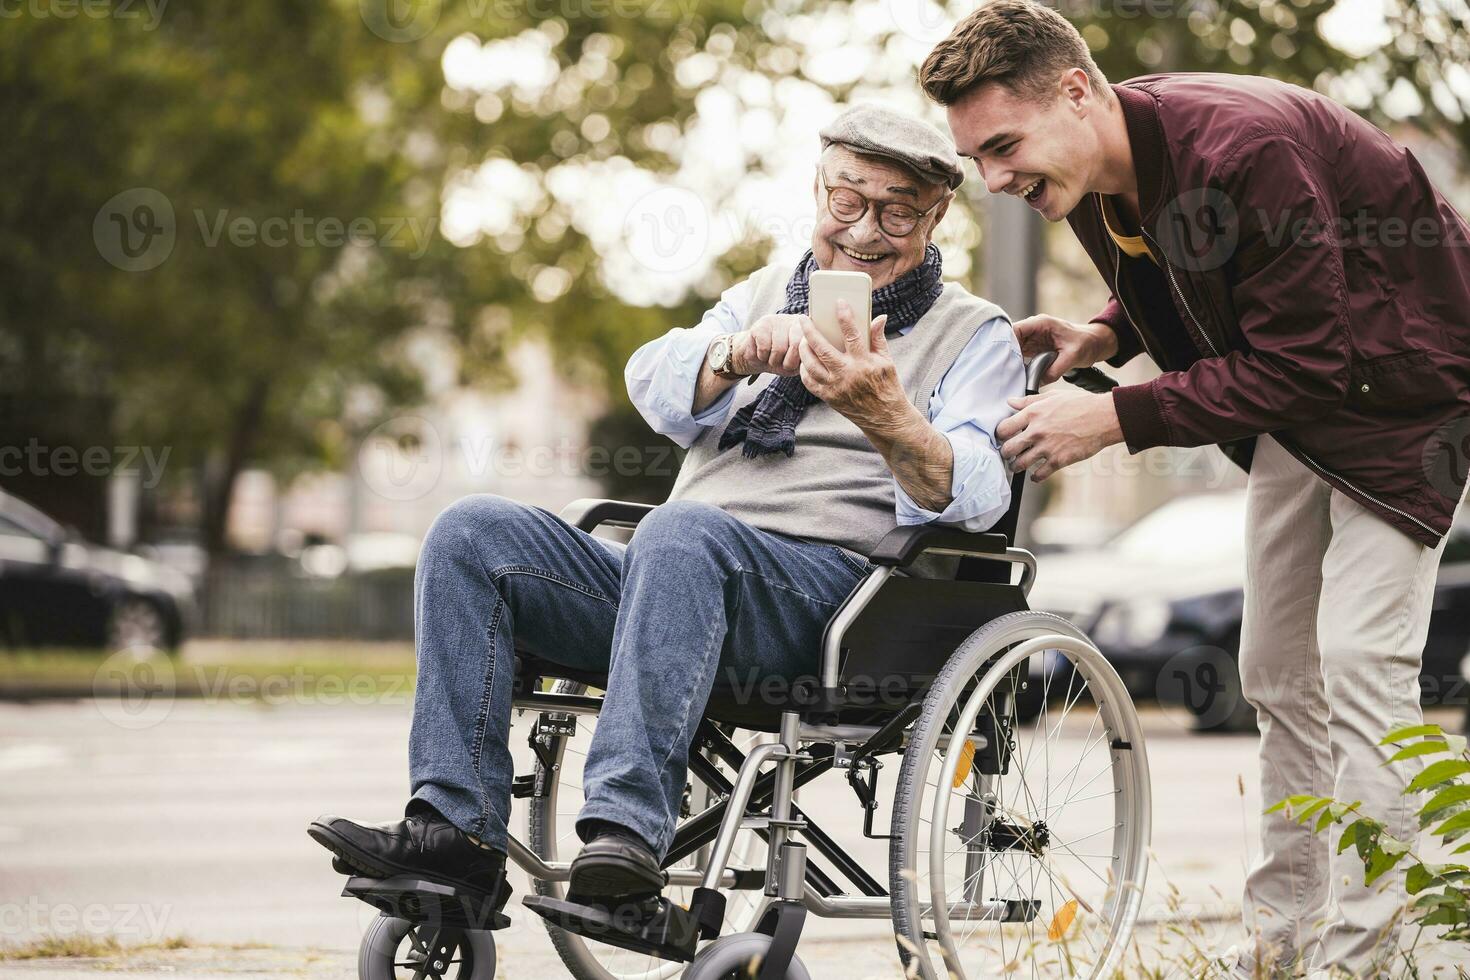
[711,338,729,368]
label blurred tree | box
[0,0,782,554]
[3,0,1466,560]
[1058,0,1469,153]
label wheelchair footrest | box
[342,874,513,931]
[522,892,704,962]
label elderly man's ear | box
[929,193,952,232]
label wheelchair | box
[340,353,1151,980]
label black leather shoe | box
[307,805,508,901]
[568,828,667,898]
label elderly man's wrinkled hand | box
[995,387,1124,482]
[796,299,903,425]
[733,314,808,377]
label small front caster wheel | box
[358,914,496,979]
[680,932,811,980]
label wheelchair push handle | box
[1024,350,1119,395]
[1064,365,1119,394]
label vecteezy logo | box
[94,188,176,272]
[357,415,443,502]
[1156,645,1239,731]
[623,187,710,274]
[883,0,952,43]
[93,646,177,730]
[1423,415,1470,504]
[359,0,440,42]
[1155,187,1238,272]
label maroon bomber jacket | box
[1068,73,1470,546]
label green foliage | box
[1068,0,1470,146]
[5,0,1469,547]
[1270,723,1470,946]
[0,0,767,548]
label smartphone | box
[809,270,873,350]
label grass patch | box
[0,642,416,702]
[0,934,190,960]
[0,934,123,960]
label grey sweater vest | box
[668,260,1008,562]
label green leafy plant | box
[1268,723,1470,948]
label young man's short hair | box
[919,0,1109,107]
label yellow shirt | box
[1101,196,1158,264]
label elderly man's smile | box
[833,241,891,268]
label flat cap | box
[819,104,964,190]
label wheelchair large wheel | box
[890,611,1151,980]
[527,679,770,980]
[357,913,495,979]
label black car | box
[0,490,195,651]
[1028,491,1470,733]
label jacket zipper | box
[1285,438,1439,536]
[1098,197,1161,367]
[1111,245,1160,365]
[1138,217,1438,536]
[1143,228,1222,358]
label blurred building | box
[225,337,607,558]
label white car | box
[1027,491,1470,733]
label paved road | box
[0,697,1461,976]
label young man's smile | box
[1017,175,1048,212]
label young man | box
[921,1,1470,976]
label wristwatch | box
[708,333,745,380]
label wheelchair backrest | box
[837,576,1027,704]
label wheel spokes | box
[912,633,1144,980]
[527,687,771,980]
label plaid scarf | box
[718,244,945,458]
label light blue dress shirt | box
[625,275,1025,532]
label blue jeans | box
[407,495,870,857]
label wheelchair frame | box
[345,354,1146,978]
[505,497,1045,924]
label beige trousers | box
[1233,435,1462,978]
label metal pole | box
[982,193,1047,546]
[982,193,1042,321]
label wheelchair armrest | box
[558,498,657,534]
[867,524,1010,567]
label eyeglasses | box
[817,166,946,238]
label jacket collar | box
[1111,82,1170,228]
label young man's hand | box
[1011,315,1120,385]
[996,387,1124,482]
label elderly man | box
[308,105,1022,911]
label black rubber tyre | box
[679,932,810,979]
[357,913,495,979]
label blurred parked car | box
[1028,491,1470,733]
[0,490,195,652]
[1025,513,1123,555]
